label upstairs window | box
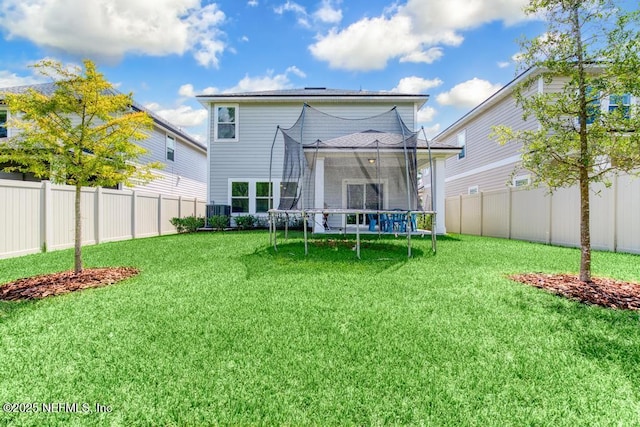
[609,94,631,119]
[457,130,466,159]
[214,105,238,142]
[166,135,175,161]
[0,110,7,138]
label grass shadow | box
[243,235,431,279]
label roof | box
[0,82,206,152]
[197,87,428,109]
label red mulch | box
[510,273,640,311]
[0,267,139,301]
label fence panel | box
[482,189,510,238]
[0,181,205,259]
[505,187,550,243]
[460,194,482,235]
[445,197,460,234]
[616,174,640,254]
[0,181,42,257]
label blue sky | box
[0,0,547,142]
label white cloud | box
[313,0,342,24]
[0,70,45,88]
[248,0,258,6]
[145,103,208,128]
[0,0,227,68]
[435,78,503,108]
[417,106,437,123]
[178,83,219,98]
[422,123,441,140]
[310,0,529,71]
[391,76,443,93]
[223,67,305,93]
[497,61,511,68]
[400,48,444,64]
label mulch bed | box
[0,267,139,301]
[510,273,640,311]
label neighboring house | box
[426,67,638,198]
[0,83,207,200]
[197,87,460,233]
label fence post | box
[42,180,53,253]
[95,186,103,244]
[131,191,138,239]
[178,196,183,218]
[613,174,618,252]
[458,194,462,234]
[507,187,512,240]
[158,193,163,236]
[479,191,484,237]
[547,190,553,245]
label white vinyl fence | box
[445,173,640,254]
[0,180,207,259]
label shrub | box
[170,216,205,233]
[208,215,229,231]
[234,215,256,230]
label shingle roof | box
[0,82,205,151]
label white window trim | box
[468,185,479,195]
[214,104,239,142]
[457,129,466,160]
[228,179,279,215]
[512,174,531,188]
[166,134,176,162]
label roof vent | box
[304,87,326,90]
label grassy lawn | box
[0,231,639,426]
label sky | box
[0,0,548,142]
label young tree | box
[0,59,161,274]
[493,0,640,282]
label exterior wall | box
[0,180,206,259]
[207,101,417,209]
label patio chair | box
[367,214,377,232]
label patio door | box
[346,183,384,225]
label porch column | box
[314,157,325,233]
[433,158,447,234]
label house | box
[426,67,638,198]
[0,83,207,200]
[197,87,461,234]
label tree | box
[0,59,161,274]
[493,0,640,282]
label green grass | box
[0,232,639,426]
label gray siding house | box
[0,83,207,199]
[427,69,540,199]
[198,88,460,233]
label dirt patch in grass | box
[0,267,139,301]
[511,273,640,311]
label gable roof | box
[197,87,428,109]
[0,82,206,152]
[432,67,540,142]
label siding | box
[208,101,417,206]
[435,81,539,198]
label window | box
[457,130,466,159]
[0,110,7,138]
[513,174,531,187]
[585,86,600,125]
[214,105,238,141]
[231,181,249,213]
[609,93,631,119]
[166,135,175,161]
[255,182,273,213]
[468,185,479,195]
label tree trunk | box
[579,170,591,282]
[74,183,83,274]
